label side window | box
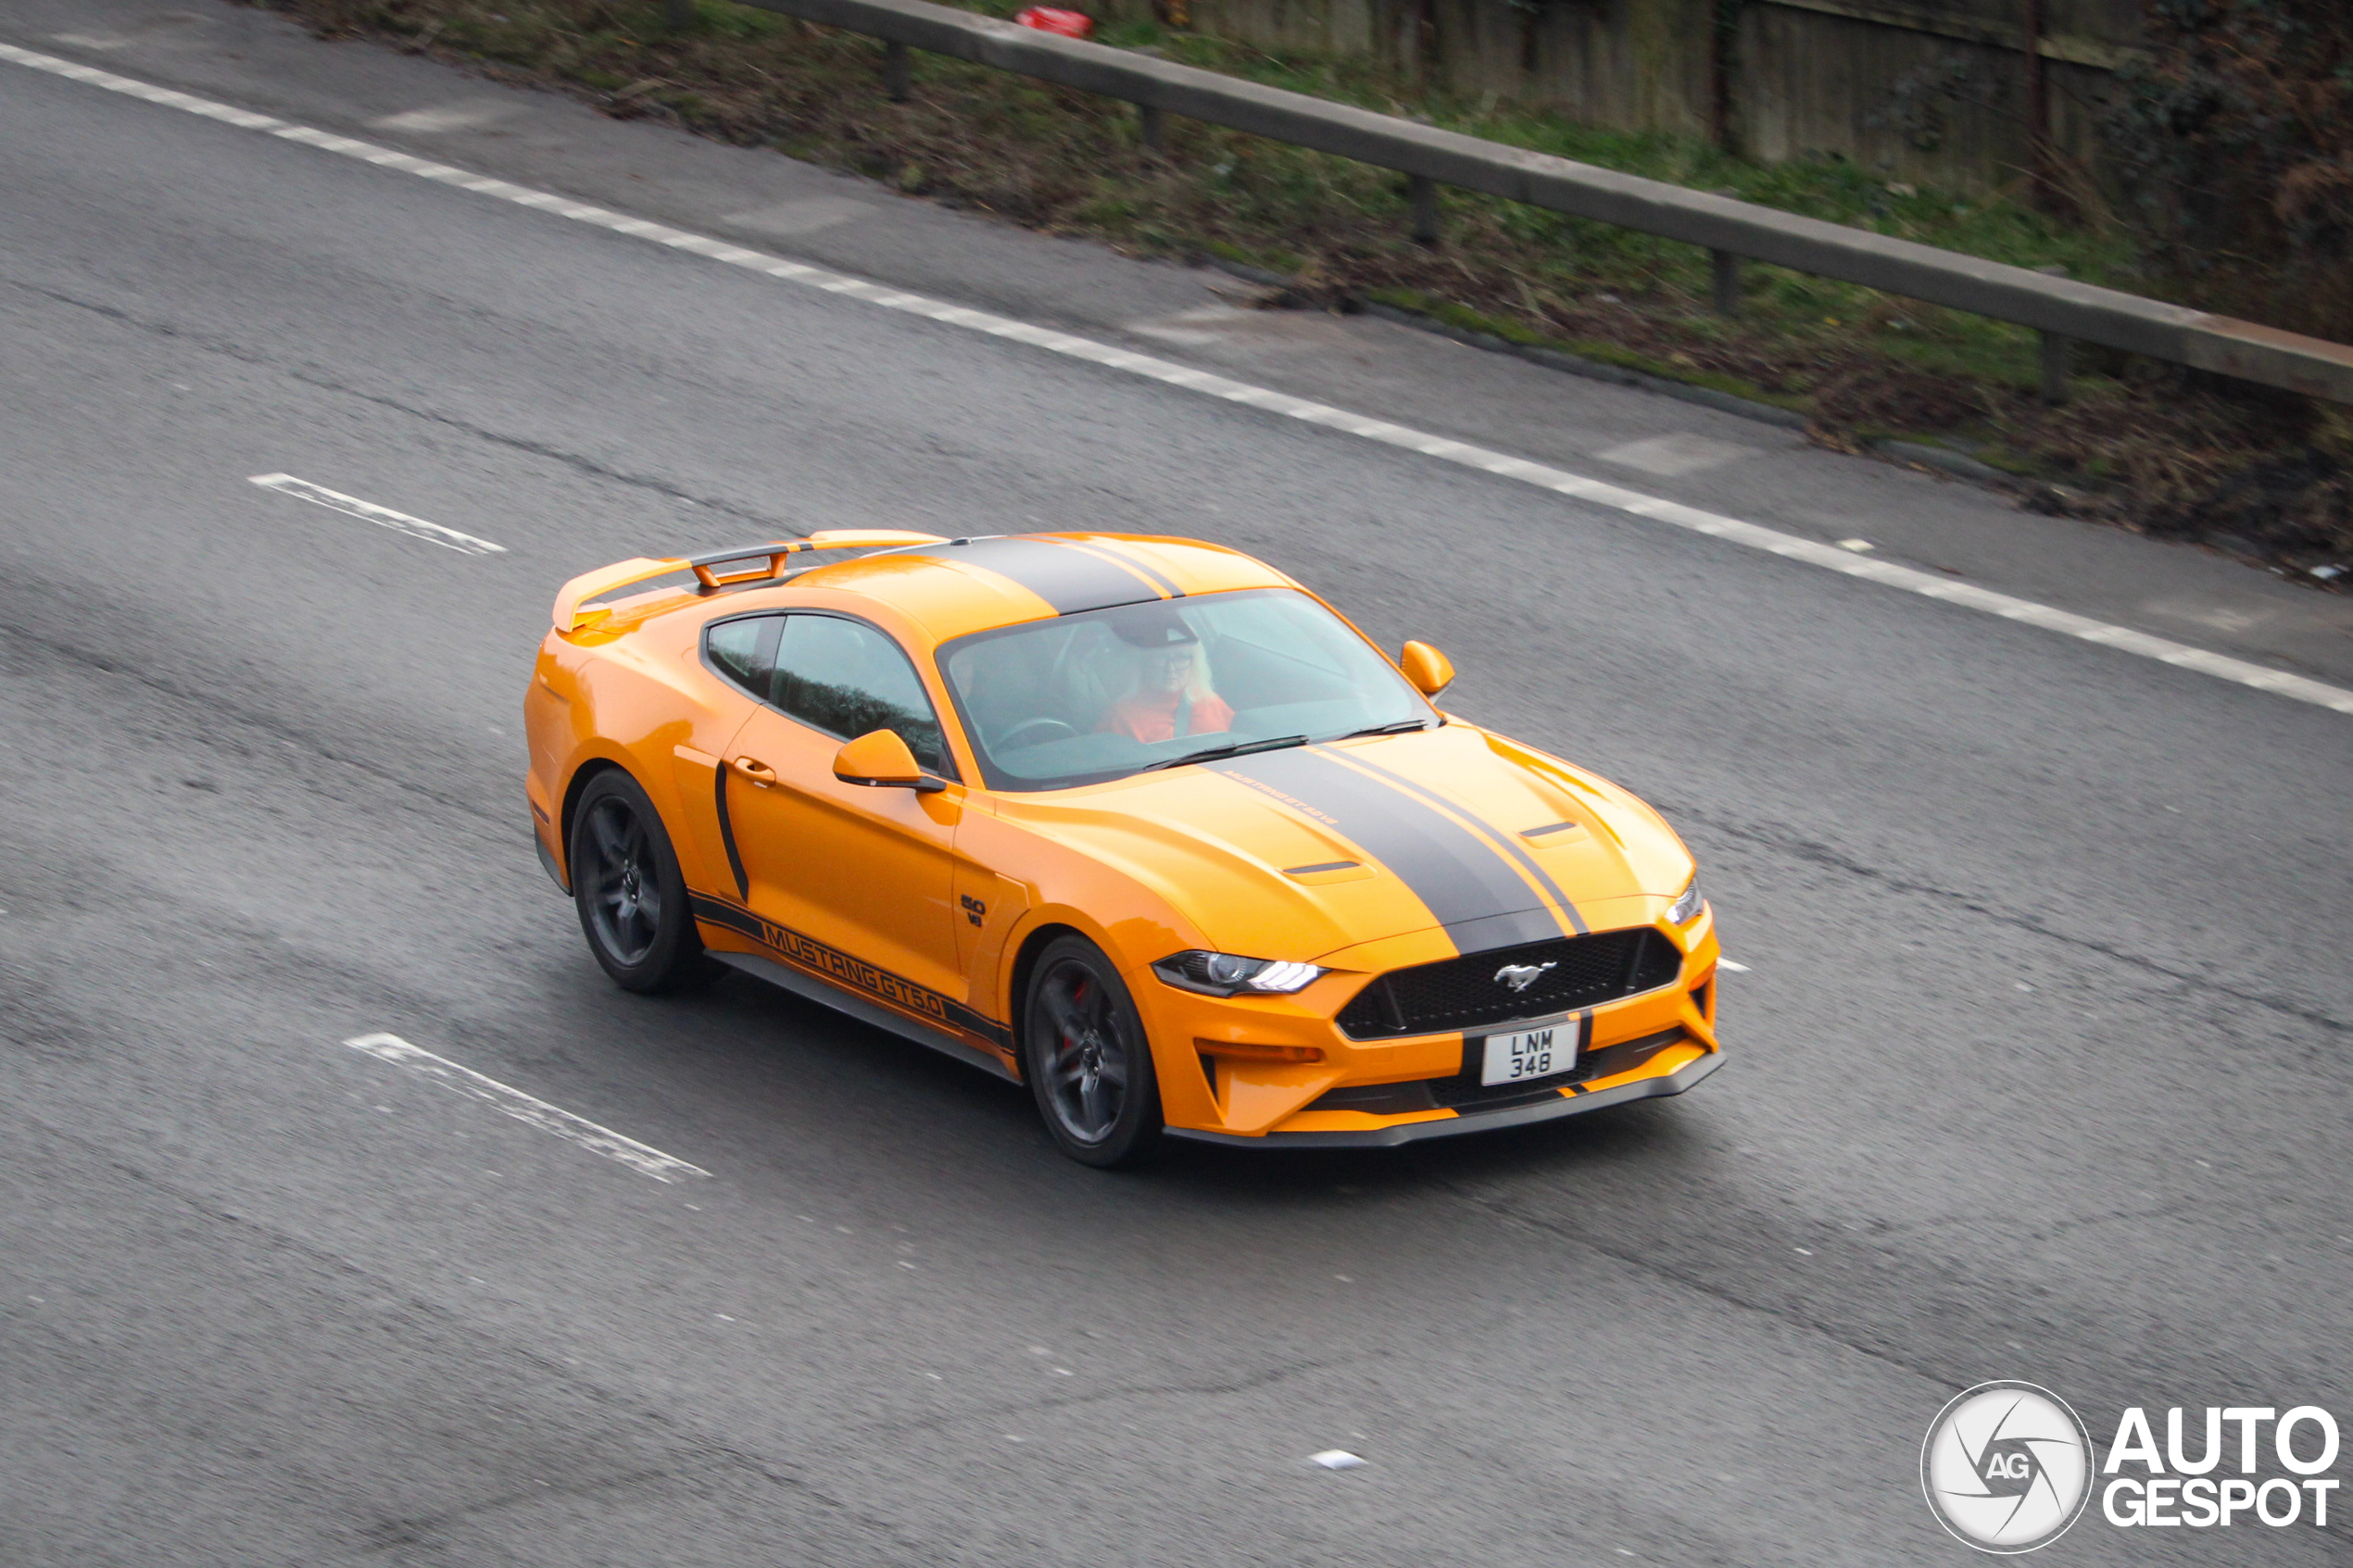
[772,615,951,775]
[705,615,778,698]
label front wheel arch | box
[1020,933,1164,1167]
[1006,920,1085,1072]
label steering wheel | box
[997,717,1078,751]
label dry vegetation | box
[241,0,2352,575]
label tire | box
[1022,935,1164,1168]
[569,769,711,995]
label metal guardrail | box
[711,0,2353,408]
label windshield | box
[938,588,1431,791]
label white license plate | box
[1480,1024,1572,1086]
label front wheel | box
[569,769,711,994]
[1022,935,1163,1168]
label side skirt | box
[709,948,1021,1085]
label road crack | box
[3,274,785,528]
[0,608,503,829]
[358,1466,681,1551]
[838,1355,1340,1440]
[6,1110,934,1565]
[1672,803,2349,1035]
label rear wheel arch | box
[568,767,714,994]
[559,757,627,878]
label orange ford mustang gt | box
[525,530,1722,1165]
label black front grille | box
[1334,928,1682,1040]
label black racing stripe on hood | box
[1205,749,1566,950]
[911,536,1164,615]
[1336,750,1589,935]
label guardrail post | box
[2039,331,2072,405]
[1710,250,1742,317]
[1409,175,1440,246]
[2032,263,2070,403]
[884,39,911,102]
[666,0,696,29]
[1139,103,1165,152]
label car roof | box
[786,533,1299,645]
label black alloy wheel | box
[569,770,711,994]
[1023,935,1163,1167]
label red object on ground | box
[1014,6,1095,38]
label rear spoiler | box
[551,530,947,634]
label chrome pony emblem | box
[1494,961,1556,993]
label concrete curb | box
[1200,259,2080,502]
[1870,439,2016,486]
[1201,257,1812,433]
[1358,301,1814,431]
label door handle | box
[730,757,778,787]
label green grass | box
[873,0,2142,401]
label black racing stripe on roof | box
[1085,540,1187,599]
[912,536,1164,615]
[1205,749,1566,951]
[1337,750,1589,935]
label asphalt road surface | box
[2,8,2348,1565]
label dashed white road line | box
[344,1033,710,1182]
[250,473,505,554]
[8,40,2348,718]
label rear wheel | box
[570,770,710,994]
[1023,935,1163,1168]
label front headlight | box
[1152,951,1325,997]
[1665,872,1705,925]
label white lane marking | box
[1718,959,1751,972]
[249,473,506,554]
[343,1034,711,1182]
[9,41,2347,719]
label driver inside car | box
[1095,609,1235,744]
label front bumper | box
[1166,1047,1725,1148]
[1139,907,1721,1141]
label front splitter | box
[1164,1050,1725,1149]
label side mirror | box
[1399,640,1454,698]
[834,729,945,793]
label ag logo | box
[1921,1382,2093,1553]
